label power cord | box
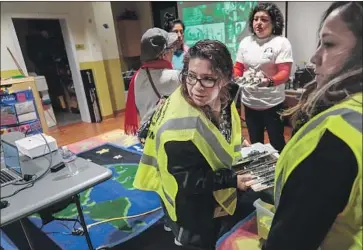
[0,182,34,199]
[51,207,163,237]
[76,206,162,231]
[40,216,83,236]
[42,206,163,237]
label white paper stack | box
[236,143,280,192]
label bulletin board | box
[0,89,43,136]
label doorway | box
[12,18,82,127]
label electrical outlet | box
[75,44,85,50]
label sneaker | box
[164,225,172,232]
[174,238,182,246]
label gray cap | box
[140,28,178,62]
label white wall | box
[287,1,333,72]
[0,1,123,70]
[0,1,113,123]
[80,2,104,62]
[91,2,120,61]
[0,2,91,71]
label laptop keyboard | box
[0,170,16,185]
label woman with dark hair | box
[163,13,189,70]
[234,3,293,153]
[134,40,264,249]
[264,2,362,250]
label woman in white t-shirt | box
[234,3,293,152]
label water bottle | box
[59,146,78,176]
[0,147,4,168]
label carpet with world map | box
[27,130,164,250]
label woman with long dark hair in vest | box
[264,2,362,249]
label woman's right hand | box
[242,139,251,148]
[237,174,254,191]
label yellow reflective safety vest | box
[275,93,362,250]
[134,86,242,222]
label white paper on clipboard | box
[240,143,280,192]
[241,143,277,157]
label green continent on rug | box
[28,143,164,250]
[46,164,136,228]
[85,197,132,230]
[113,164,137,190]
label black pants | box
[162,190,267,250]
[244,103,286,152]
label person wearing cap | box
[124,28,181,135]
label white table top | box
[1,154,112,226]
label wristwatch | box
[267,78,274,87]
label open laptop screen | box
[3,141,22,176]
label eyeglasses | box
[173,29,184,35]
[185,73,219,88]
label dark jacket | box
[263,130,357,250]
[163,83,243,249]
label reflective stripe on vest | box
[162,186,174,207]
[156,117,234,167]
[222,189,237,207]
[275,107,362,208]
[140,153,158,169]
[140,118,242,170]
[297,108,362,140]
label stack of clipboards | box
[233,143,278,192]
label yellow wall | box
[104,58,126,111]
[1,69,22,79]
[79,61,113,117]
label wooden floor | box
[48,113,126,147]
[48,113,292,147]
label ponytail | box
[163,12,185,32]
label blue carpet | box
[24,144,165,250]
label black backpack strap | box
[146,68,161,99]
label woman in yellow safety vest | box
[264,2,362,250]
[134,40,266,249]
